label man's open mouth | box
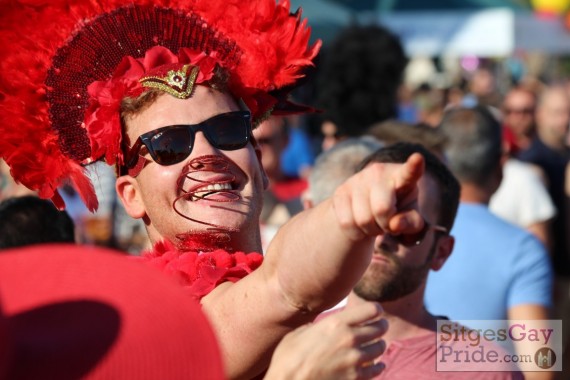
[176,155,242,203]
[191,182,235,200]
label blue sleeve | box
[507,233,553,309]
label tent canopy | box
[292,0,570,56]
[327,0,532,11]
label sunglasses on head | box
[387,221,448,247]
[125,111,252,169]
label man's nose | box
[373,234,397,251]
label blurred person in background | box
[462,66,502,108]
[396,84,418,124]
[279,114,316,180]
[488,144,556,251]
[502,86,538,152]
[316,25,408,151]
[253,116,307,251]
[489,86,556,249]
[446,85,467,108]
[425,106,553,380]
[518,85,570,352]
[412,85,447,127]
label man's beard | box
[353,241,436,303]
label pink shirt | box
[376,331,523,380]
[317,309,523,380]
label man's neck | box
[537,128,567,152]
[347,288,436,346]
[147,227,264,254]
[459,182,492,205]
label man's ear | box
[430,235,454,271]
[252,137,269,190]
[116,176,146,219]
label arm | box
[526,220,552,252]
[508,234,554,380]
[202,154,425,379]
[264,302,387,380]
[266,153,425,312]
[509,305,553,380]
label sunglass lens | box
[396,223,429,247]
[149,127,193,166]
[207,114,249,150]
[505,107,533,115]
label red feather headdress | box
[0,0,320,211]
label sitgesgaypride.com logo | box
[436,320,562,372]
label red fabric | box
[271,177,308,202]
[0,244,225,380]
[138,239,263,301]
[502,124,520,156]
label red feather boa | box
[136,240,263,301]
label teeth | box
[188,182,233,201]
[197,183,232,193]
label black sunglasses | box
[125,111,252,169]
[388,220,448,247]
[503,107,534,115]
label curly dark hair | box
[316,25,408,138]
[0,196,75,249]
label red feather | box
[0,0,319,211]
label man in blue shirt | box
[425,106,553,380]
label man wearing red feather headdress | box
[0,0,426,378]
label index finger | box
[394,153,424,198]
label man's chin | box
[353,277,391,302]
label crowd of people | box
[0,0,569,379]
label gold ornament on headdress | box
[140,64,200,99]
